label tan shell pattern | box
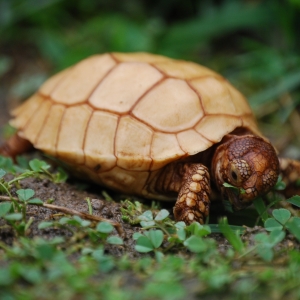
[10,52,261,198]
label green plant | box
[0,187,42,235]
[0,159,300,299]
[132,207,216,260]
[0,157,123,236]
[253,229,286,262]
[263,196,300,241]
[0,155,68,184]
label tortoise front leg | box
[279,158,300,198]
[173,163,211,224]
[0,134,32,158]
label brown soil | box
[0,174,143,257]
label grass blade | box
[219,217,245,253]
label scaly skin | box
[173,164,211,224]
[0,134,32,158]
[172,135,281,224]
[211,135,280,210]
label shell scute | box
[35,104,65,155]
[115,116,153,170]
[89,62,163,113]
[98,167,150,194]
[177,129,213,155]
[22,100,52,144]
[10,94,44,128]
[84,111,118,171]
[56,105,92,164]
[132,78,203,132]
[150,132,185,170]
[226,83,252,115]
[39,68,71,96]
[154,60,218,80]
[112,52,170,64]
[242,116,261,136]
[195,115,243,142]
[189,77,237,115]
[51,54,116,105]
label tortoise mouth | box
[223,187,250,211]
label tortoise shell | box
[10,52,262,199]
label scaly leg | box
[173,163,211,224]
[0,134,32,158]
[279,158,300,198]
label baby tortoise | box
[1,52,299,224]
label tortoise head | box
[212,135,279,210]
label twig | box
[0,195,123,235]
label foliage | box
[1,0,300,141]
[2,235,300,300]
[121,194,298,264]
[0,155,68,183]
[1,155,300,297]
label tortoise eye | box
[231,170,238,181]
[229,163,242,185]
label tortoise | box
[1,52,300,224]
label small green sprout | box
[223,182,246,194]
[134,229,164,252]
[274,175,286,191]
[254,230,285,262]
[101,191,113,201]
[0,202,12,217]
[0,169,6,178]
[264,208,291,231]
[0,156,68,184]
[287,195,300,207]
[134,206,214,257]
[253,197,269,222]
[261,196,300,242]
[0,188,42,236]
[219,217,245,254]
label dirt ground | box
[0,173,142,257]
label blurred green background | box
[0,0,299,156]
